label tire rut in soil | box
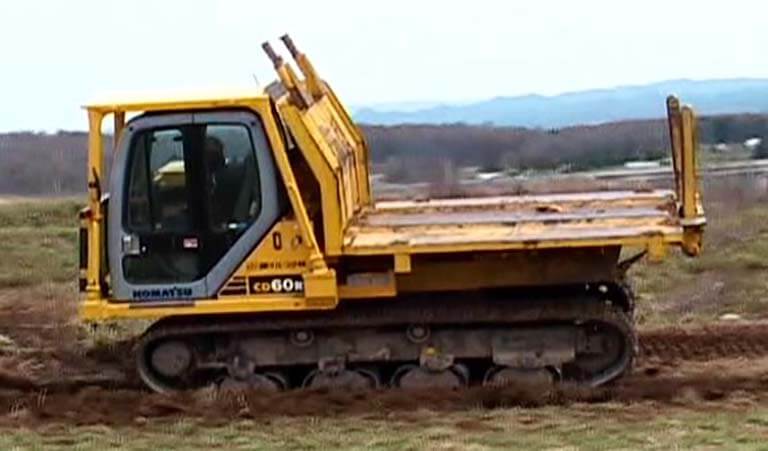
[2,360,768,427]
[4,322,768,427]
[639,323,768,361]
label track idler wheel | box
[150,340,192,378]
[137,338,195,393]
[571,315,634,386]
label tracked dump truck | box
[79,36,705,392]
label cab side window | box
[126,128,190,233]
[203,125,261,232]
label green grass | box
[631,205,768,325]
[0,227,78,288]
[1,199,768,449]
[0,199,82,289]
[1,196,768,324]
[2,405,768,450]
[0,198,82,229]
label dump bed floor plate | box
[343,190,682,254]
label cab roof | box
[84,89,269,114]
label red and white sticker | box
[183,237,199,249]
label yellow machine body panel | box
[218,219,310,299]
[275,83,373,256]
[78,36,705,322]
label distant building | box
[476,171,504,181]
[623,161,661,169]
[745,137,763,150]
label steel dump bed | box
[344,189,685,255]
[257,42,704,261]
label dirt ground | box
[2,283,768,429]
[1,192,768,448]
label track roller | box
[303,367,380,389]
[483,366,555,387]
[219,372,287,392]
[392,363,469,389]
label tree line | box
[0,113,767,195]
[366,113,768,182]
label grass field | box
[631,204,768,325]
[2,404,768,450]
[0,198,80,289]
[1,190,768,450]
[1,194,766,325]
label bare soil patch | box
[2,300,768,427]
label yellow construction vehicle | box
[78,35,705,392]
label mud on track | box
[2,323,768,426]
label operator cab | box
[108,110,283,301]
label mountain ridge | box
[353,78,768,127]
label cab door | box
[108,111,282,302]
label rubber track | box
[135,296,636,391]
[140,292,622,337]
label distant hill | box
[354,79,768,127]
[1,111,767,195]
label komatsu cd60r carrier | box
[78,36,705,392]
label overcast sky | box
[1,0,766,131]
